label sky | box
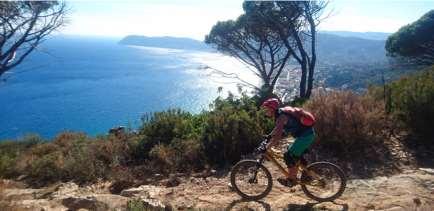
[62,0,434,40]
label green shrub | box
[0,154,16,178]
[27,152,64,184]
[0,135,43,178]
[149,138,204,174]
[136,109,203,159]
[384,66,434,143]
[202,94,271,166]
[62,138,108,184]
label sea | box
[0,36,258,140]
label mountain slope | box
[320,31,391,40]
[119,33,395,91]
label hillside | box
[314,33,390,91]
[316,33,387,65]
[320,31,391,40]
[119,33,394,91]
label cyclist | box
[261,98,316,187]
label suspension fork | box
[246,154,267,183]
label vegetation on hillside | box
[2,66,432,185]
[1,0,433,190]
[386,10,434,66]
[370,66,434,143]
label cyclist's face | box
[262,106,274,117]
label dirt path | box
[1,165,434,211]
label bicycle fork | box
[249,156,266,183]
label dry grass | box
[304,90,394,177]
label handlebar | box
[255,136,270,154]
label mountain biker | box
[261,98,316,187]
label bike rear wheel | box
[300,162,346,202]
[230,160,272,200]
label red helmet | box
[261,98,279,110]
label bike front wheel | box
[230,160,273,200]
[300,162,346,202]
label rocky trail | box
[1,163,434,211]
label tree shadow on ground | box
[225,199,349,211]
[285,201,349,211]
[225,199,271,211]
[402,136,434,168]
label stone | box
[16,175,28,181]
[93,194,129,210]
[121,185,165,198]
[413,197,422,206]
[121,187,148,197]
[61,196,109,211]
[109,180,135,194]
[227,182,234,191]
[419,168,434,175]
[162,176,181,188]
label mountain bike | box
[230,137,346,202]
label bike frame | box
[263,149,291,177]
[258,148,321,185]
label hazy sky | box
[63,0,434,40]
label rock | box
[312,202,345,211]
[16,175,28,181]
[108,126,125,137]
[227,182,234,191]
[0,179,26,189]
[62,196,109,211]
[128,197,173,211]
[419,168,434,175]
[109,180,135,194]
[365,204,375,209]
[121,187,149,197]
[93,194,129,210]
[162,176,181,187]
[34,182,63,199]
[121,185,165,198]
[50,182,80,199]
[4,198,67,210]
[384,206,405,211]
[413,197,422,206]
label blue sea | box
[0,36,257,140]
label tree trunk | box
[305,3,317,99]
[306,66,314,98]
[299,60,307,98]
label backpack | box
[280,107,316,126]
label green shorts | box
[288,131,315,157]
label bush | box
[304,90,390,157]
[0,135,42,178]
[27,152,64,184]
[2,132,137,185]
[202,94,271,166]
[62,138,108,184]
[383,66,434,143]
[136,109,204,160]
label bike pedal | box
[277,177,296,187]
